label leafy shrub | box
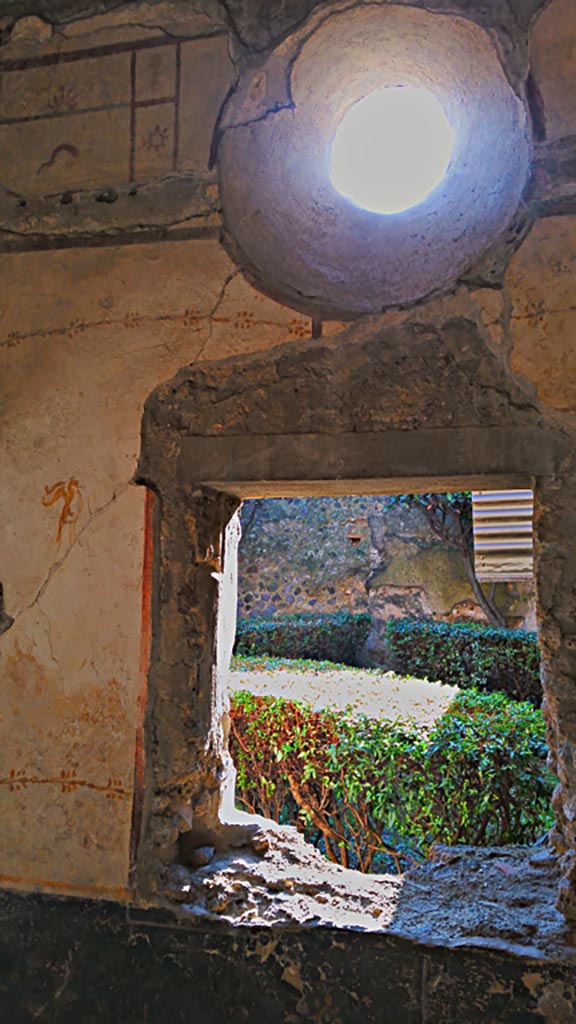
[234,610,371,667]
[422,690,552,847]
[230,688,554,873]
[231,654,352,673]
[384,618,541,704]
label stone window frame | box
[132,326,576,920]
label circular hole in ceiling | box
[330,86,455,215]
[218,4,531,320]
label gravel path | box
[228,664,460,728]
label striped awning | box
[471,490,534,581]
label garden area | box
[228,611,554,876]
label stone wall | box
[2,886,576,1024]
[138,295,571,896]
[237,496,536,633]
[238,496,371,620]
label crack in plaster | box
[0,174,220,240]
[0,172,214,204]
[220,99,295,134]
[0,215,217,242]
[36,603,65,686]
[30,948,74,1021]
[218,0,361,138]
[0,194,218,238]
[456,361,541,416]
[193,269,242,361]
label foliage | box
[230,686,555,873]
[231,654,353,673]
[385,617,541,705]
[234,610,371,667]
[422,689,552,847]
[390,491,473,541]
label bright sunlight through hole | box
[330,86,455,215]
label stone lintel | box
[177,426,553,496]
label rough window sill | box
[159,821,571,960]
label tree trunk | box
[419,498,508,629]
[460,537,507,629]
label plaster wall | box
[0,239,313,895]
[0,6,314,896]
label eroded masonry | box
[3,1,576,1021]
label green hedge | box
[234,610,371,666]
[230,688,555,873]
[384,618,541,704]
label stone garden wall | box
[238,496,536,632]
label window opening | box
[227,490,552,879]
[329,86,455,214]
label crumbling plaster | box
[1,0,576,996]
